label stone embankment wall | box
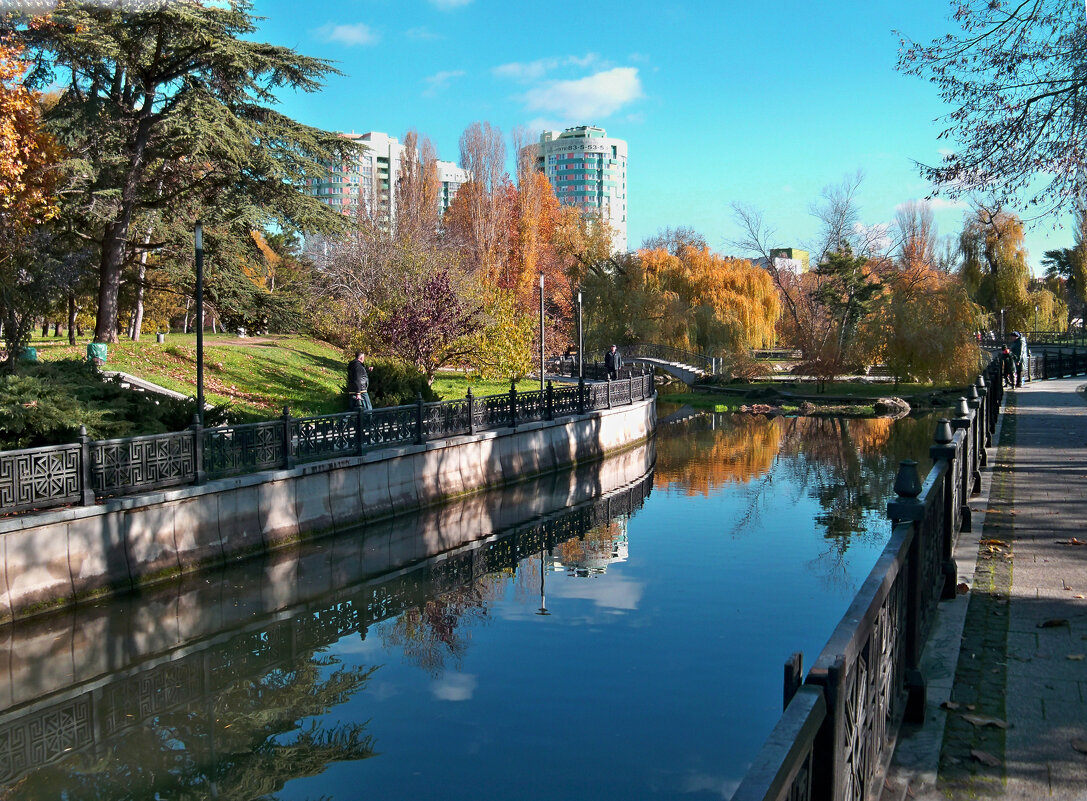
[0,397,655,623]
[0,439,655,731]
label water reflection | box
[656,410,937,544]
[0,443,654,799]
[0,410,947,800]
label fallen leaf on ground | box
[1072,740,1087,755]
[980,538,1008,547]
[963,713,1009,728]
[1067,655,1085,661]
[971,749,1001,766]
[941,701,961,710]
[1056,538,1087,546]
[957,582,970,595]
[1039,619,1070,628]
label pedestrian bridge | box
[553,343,717,385]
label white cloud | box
[314,22,379,47]
[431,673,477,701]
[423,69,466,97]
[547,574,644,610]
[493,53,600,83]
[522,67,643,121]
[406,26,442,40]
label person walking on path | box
[1000,346,1016,388]
[604,344,623,380]
[347,351,374,411]
[1010,331,1028,387]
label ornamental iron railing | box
[732,358,1005,801]
[0,372,654,516]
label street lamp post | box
[539,274,545,393]
[576,290,583,379]
[1034,304,1039,335]
[1000,308,1006,341]
[194,221,205,425]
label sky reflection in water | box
[3,410,940,801]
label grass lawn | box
[28,333,537,419]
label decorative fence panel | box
[203,421,286,479]
[91,431,195,496]
[292,413,359,464]
[0,443,83,513]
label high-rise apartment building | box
[305,131,468,224]
[529,126,628,252]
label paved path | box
[885,376,1087,800]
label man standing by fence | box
[605,345,622,380]
[348,351,374,410]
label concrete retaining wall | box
[0,397,655,623]
[0,439,656,720]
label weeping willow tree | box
[583,244,780,355]
[959,205,1032,332]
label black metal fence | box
[732,363,1003,801]
[734,346,1087,801]
[0,373,654,515]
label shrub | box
[340,357,439,409]
[0,361,231,449]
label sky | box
[251,0,1072,273]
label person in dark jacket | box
[604,345,623,380]
[347,351,373,411]
[1000,346,1016,387]
[1010,331,1027,387]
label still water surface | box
[3,408,940,800]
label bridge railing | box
[0,372,655,516]
[732,359,1003,801]
[619,343,717,374]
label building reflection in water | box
[0,441,655,799]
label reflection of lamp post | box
[536,547,551,616]
[539,274,545,394]
[576,289,583,379]
[194,221,205,425]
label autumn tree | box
[0,39,77,368]
[862,203,982,385]
[897,1,1087,213]
[1041,206,1087,328]
[445,121,510,279]
[6,1,358,343]
[958,204,1034,332]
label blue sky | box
[251,0,1070,272]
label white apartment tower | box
[306,131,468,224]
[531,126,628,253]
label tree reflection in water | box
[656,410,938,554]
[7,652,378,801]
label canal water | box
[0,407,941,800]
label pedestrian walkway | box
[885,375,1087,800]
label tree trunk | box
[183,298,191,334]
[94,224,127,343]
[41,320,49,337]
[52,322,59,337]
[67,295,76,345]
[130,257,146,341]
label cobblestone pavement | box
[884,376,1087,801]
